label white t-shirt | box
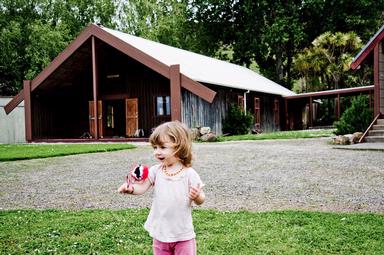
[144,164,203,242]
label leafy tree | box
[25,21,72,80]
[0,0,118,95]
[0,21,24,95]
[293,31,363,92]
[188,0,384,89]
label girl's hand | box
[189,184,205,205]
[118,176,134,194]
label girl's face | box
[153,141,178,166]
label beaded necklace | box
[162,164,184,177]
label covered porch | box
[284,86,374,130]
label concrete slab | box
[333,142,384,151]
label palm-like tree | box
[294,31,362,92]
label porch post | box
[373,44,380,116]
[285,99,289,130]
[309,96,313,128]
[336,94,340,119]
[23,80,32,142]
[92,36,99,139]
[170,64,181,121]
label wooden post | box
[170,64,181,121]
[336,93,340,119]
[309,96,313,128]
[92,36,99,139]
[23,80,32,142]
[374,44,380,116]
[285,99,289,130]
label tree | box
[0,0,118,95]
[187,0,384,89]
[293,31,363,92]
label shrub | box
[333,95,373,135]
[222,104,254,135]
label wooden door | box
[125,98,138,137]
[88,100,103,138]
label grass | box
[0,209,383,254]
[218,129,335,142]
[0,143,136,162]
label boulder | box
[332,135,350,145]
[190,128,201,140]
[200,132,218,142]
[200,126,211,135]
[351,132,363,144]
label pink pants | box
[153,238,196,255]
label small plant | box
[222,104,254,135]
[333,95,373,135]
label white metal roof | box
[101,26,296,97]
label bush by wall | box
[222,104,254,135]
[333,95,373,135]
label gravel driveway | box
[1,138,383,213]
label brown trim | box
[374,44,380,115]
[336,94,341,119]
[92,36,99,139]
[351,29,384,69]
[4,90,24,114]
[170,65,181,121]
[92,25,170,79]
[285,99,289,130]
[4,23,217,114]
[285,86,374,100]
[309,96,313,128]
[32,137,149,143]
[180,74,216,103]
[254,97,260,129]
[237,95,244,111]
[23,80,32,142]
[31,26,94,92]
[273,99,280,126]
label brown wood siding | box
[247,92,282,132]
[380,41,384,113]
[32,68,92,139]
[97,40,171,136]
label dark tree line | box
[1,0,383,96]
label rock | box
[200,132,217,142]
[190,128,201,140]
[200,127,211,135]
[344,134,353,144]
[332,135,350,145]
[352,132,363,144]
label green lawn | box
[218,129,334,142]
[0,209,382,254]
[0,143,136,162]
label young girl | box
[118,121,205,255]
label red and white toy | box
[130,164,149,182]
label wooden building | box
[350,24,384,116]
[4,24,294,142]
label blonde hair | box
[149,121,193,167]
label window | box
[156,96,170,116]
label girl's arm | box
[118,178,152,195]
[189,184,205,205]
